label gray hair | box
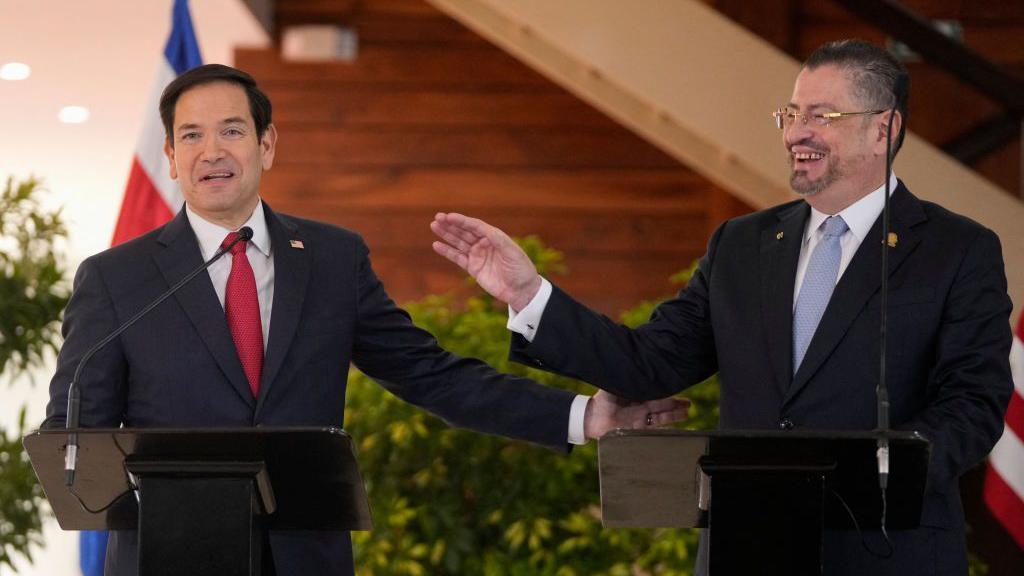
[804,39,909,155]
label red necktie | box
[222,232,263,397]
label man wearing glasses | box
[430,39,1013,575]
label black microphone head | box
[238,226,254,241]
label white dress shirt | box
[186,201,274,350]
[792,173,896,306]
[510,174,899,444]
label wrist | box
[582,396,595,440]
[510,275,543,313]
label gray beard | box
[790,155,840,196]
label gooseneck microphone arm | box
[64,226,254,487]
[876,74,907,537]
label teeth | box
[793,152,824,160]
[203,172,232,180]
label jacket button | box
[778,419,794,430]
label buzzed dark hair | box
[804,39,909,155]
[159,64,272,147]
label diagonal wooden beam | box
[831,0,1024,116]
[942,113,1021,166]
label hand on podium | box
[584,390,690,439]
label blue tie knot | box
[822,215,849,238]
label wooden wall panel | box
[241,0,749,314]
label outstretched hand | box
[431,212,542,311]
[584,390,690,440]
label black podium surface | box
[24,427,372,532]
[598,429,930,575]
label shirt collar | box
[185,200,272,261]
[803,172,898,245]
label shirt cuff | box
[568,394,590,445]
[506,277,552,342]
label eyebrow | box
[786,101,837,111]
[175,117,250,132]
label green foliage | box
[0,408,45,571]
[0,176,69,377]
[0,176,68,571]
[346,238,717,575]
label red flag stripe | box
[984,464,1024,548]
[111,157,175,246]
[1008,391,1024,448]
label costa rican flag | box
[984,311,1024,550]
[81,2,201,574]
[110,0,202,246]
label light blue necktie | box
[793,215,849,372]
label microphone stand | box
[876,79,904,543]
[65,226,253,486]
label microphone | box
[876,74,905,528]
[64,226,254,486]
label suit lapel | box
[786,183,925,402]
[255,203,310,413]
[760,202,809,396]
[153,208,255,408]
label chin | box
[790,174,823,197]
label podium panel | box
[23,427,372,532]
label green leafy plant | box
[0,176,69,571]
[0,176,69,377]
[0,408,46,570]
[347,238,718,575]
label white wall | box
[0,1,268,574]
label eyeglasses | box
[772,108,886,130]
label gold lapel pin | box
[289,239,305,249]
[776,231,784,240]
[886,233,898,248]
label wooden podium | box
[598,429,930,575]
[24,427,372,576]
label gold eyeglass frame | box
[772,108,886,130]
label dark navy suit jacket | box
[45,202,575,576]
[511,183,1013,575]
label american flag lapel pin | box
[289,239,305,249]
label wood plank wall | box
[710,0,1023,196]
[237,0,751,315]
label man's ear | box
[875,110,902,156]
[260,124,278,171]
[163,138,178,180]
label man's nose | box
[784,118,813,148]
[199,136,224,161]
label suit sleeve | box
[901,227,1013,492]
[509,223,724,401]
[348,240,576,453]
[42,256,129,429]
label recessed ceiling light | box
[0,62,31,81]
[59,106,90,124]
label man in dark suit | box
[43,64,687,575]
[431,40,1014,575]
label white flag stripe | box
[135,59,183,214]
[990,422,1024,503]
[1010,335,1023,397]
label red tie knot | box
[221,232,248,255]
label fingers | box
[621,397,690,429]
[429,220,475,252]
[431,241,469,270]
[433,212,513,249]
[643,397,691,415]
[643,405,690,427]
